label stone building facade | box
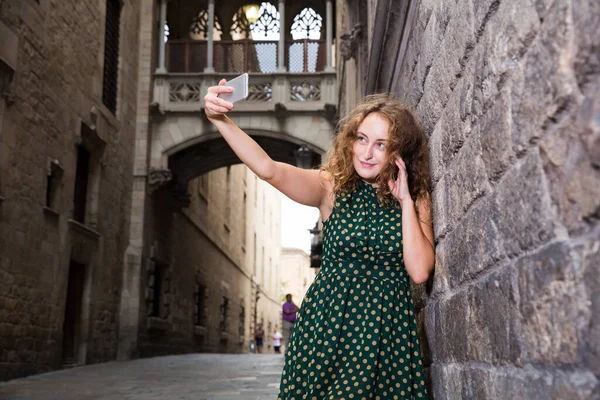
[338,0,599,398]
[280,248,316,309]
[0,0,141,380]
[135,165,283,357]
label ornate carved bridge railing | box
[152,71,336,114]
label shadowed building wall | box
[0,0,141,380]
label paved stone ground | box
[0,354,285,400]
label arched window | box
[290,7,322,40]
[288,8,324,72]
[102,0,122,114]
[230,7,251,40]
[251,2,280,40]
[231,2,280,40]
[189,9,222,40]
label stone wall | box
[400,0,599,397]
[0,0,140,380]
[338,0,599,397]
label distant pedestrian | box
[273,326,283,354]
[281,294,298,349]
[254,323,264,354]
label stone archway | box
[150,113,335,170]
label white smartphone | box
[218,73,248,103]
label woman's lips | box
[360,161,375,168]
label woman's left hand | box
[388,156,412,205]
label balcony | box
[153,39,336,114]
[167,39,327,73]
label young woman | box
[204,81,434,399]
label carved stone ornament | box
[340,24,363,61]
[147,168,173,193]
[274,102,288,121]
[322,103,338,127]
[149,101,165,116]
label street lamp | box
[243,3,261,24]
[294,144,312,169]
[308,222,322,269]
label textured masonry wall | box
[398,0,600,398]
[0,0,140,380]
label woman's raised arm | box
[204,80,330,210]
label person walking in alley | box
[205,83,433,399]
[281,294,299,349]
[254,323,264,354]
[273,325,283,354]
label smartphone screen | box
[218,73,248,103]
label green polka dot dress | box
[278,181,428,400]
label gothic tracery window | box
[251,2,280,39]
[230,3,280,41]
[230,8,251,40]
[189,9,222,40]
[290,7,322,40]
[288,8,324,72]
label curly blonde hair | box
[322,93,431,207]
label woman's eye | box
[358,137,366,142]
[377,143,386,149]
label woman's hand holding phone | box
[204,73,249,120]
[204,79,234,120]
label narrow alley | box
[0,354,284,400]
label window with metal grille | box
[151,264,164,318]
[102,0,121,114]
[220,296,229,333]
[239,302,245,337]
[46,159,63,210]
[73,146,90,223]
[195,284,206,326]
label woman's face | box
[352,112,390,183]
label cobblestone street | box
[0,354,284,400]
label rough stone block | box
[552,371,599,400]
[428,120,444,185]
[572,1,600,96]
[439,78,468,167]
[431,174,449,239]
[539,105,600,232]
[582,239,600,376]
[480,89,513,181]
[439,194,505,288]
[511,0,578,156]
[418,12,443,84]
[467,268,523,364]
[440,220,468,288]
[430,241,448,297]
[449,131,489,221]
[475,0,539,109]
[463,195,504,277]
[469,367,553,399]
[430,363,468,400]
[436,291,468,362]
[496,151,556,256]
[517,242,584,365]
